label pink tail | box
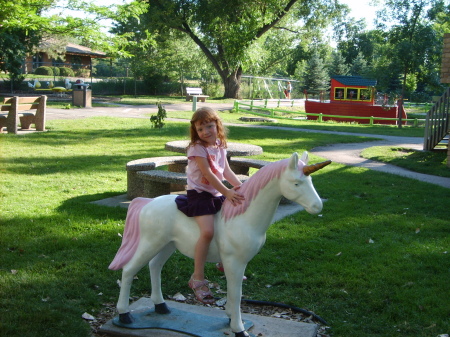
[108,197,153,270]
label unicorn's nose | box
[307,201,323,214]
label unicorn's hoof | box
[235,331,250,337]
[155,302,171,314]
[119,312,134,324]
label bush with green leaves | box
[34,66,53,76]
[52,67,60,76]
[59,67,74,77]
[150,102,167,128]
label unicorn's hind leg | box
[149,243,176,314]
[116,262,145,323]
[116,245,167,323]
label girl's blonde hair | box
[189,107,228,148]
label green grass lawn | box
[1,116,449,337]
[362,146,450,177]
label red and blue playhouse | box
[305,76,407,125]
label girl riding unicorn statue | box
[109,107,331,337]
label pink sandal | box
[188,276,215,304]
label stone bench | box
[137,170,250,198]
[126,156,268,199]
[126,156,188,199]
[238,116,277,123]
[0,96,47,134]
[228,157,270,174]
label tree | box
[0,0,54,89]
[116,0,342,98]
[302,49,329,92]
[377,0,446,126]
[350,52,370,77]
[328,50,349,77]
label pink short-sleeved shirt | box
[186,142,227,196]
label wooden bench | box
[186,87,209,102]
[137,170,250,198]
[0,96,47,134]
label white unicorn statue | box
[109,152,331,337]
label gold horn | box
[303,160,332,176]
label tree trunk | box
[222,67,242,99]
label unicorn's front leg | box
[223,262,248,336]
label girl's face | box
[194,120,218,146]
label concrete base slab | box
[91,193,131,209]
[91,194,306,223]
[99,298,318,337]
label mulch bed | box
[90,290,331,337]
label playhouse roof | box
[332,76,377,87]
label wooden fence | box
[423,87,450,150]
[234,100,426,127]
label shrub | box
[143,74,165,95]
[34,66,53,76]
[75,68,90,78]
[59,67,75,77]
[150,102,167,129]
[52,67,60,76]
[200,79,223,97]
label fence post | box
[414,118,418,127]
[291,99,294,107]
[277,99,280,108]
[370,116,374,126]
[250,99,254,111]
[192,96,197,112]
[264,99,268,108]
[318,113,323,123]
[234,100,239,112]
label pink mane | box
[221,158,305,222]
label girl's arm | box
[194,156,244,205]
[223,158,243,188]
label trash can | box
[72,84,92,108]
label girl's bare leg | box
[193,214,214,280]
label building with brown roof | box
[24,41,107,77]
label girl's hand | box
[225,188,245,206]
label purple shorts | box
[175,190,225,217]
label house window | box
[334,87,345,100]
[346,88,358,100]
[359,88,372,101]
[32,53,44,69]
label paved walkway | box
[44,101,450,189]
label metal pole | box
[192,96,197,112]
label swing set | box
[241,75,299,100]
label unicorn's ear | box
[289,152,299,170]
[301,151,309,165]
